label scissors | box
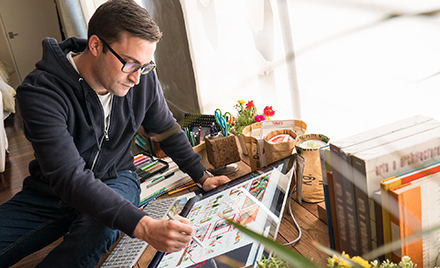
[215,108,232,137]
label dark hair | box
[87,0,162,46]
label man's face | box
[94,33,157,97]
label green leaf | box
[224,218,321,268]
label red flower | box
[245,100,255,109]
[254,114,266,122]
[263,106,275,117]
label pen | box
[141,160,158,171]
[167,212,205,250]
[146,169,176,188]
[210,123,215,137]
[135,157,150,166]
[151,175,163,183]
[162,169,176,179]
[184,127,190,142]
[167,183,196,195]
[138,187,166,208]
[133,154,145,164]
[144,163,166,174]
[146,175,167,188]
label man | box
[0,0,230,267]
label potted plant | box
[230,99,275,137]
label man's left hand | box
[202,175,230,191]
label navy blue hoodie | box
[16,37,204,236]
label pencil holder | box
[205,134,240,169]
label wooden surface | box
[0,113,330,267]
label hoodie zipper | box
[91,127,109,171]
[90,95,113,172]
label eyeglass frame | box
[97,36,156,75]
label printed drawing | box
[238,205,260,226]
[206,195,223,210]
[250,175,269,194]
[177,244,197,266]
[242,175,269,209]
[207,235,224,254]
[200,207,218,224]
[229,185,245,196]
[221,188,246,216]
[209,218,230,239]
[187,205,202,223]
[233,230,243,245]
[193,224,210,243]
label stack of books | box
[321,115,440,266]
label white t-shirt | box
[67,52,112,130]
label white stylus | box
[167,212,206,250]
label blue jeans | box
[0,170,141,268]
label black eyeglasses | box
[98,36,156,75]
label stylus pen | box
[167,212,206,250]
[240,189,279,224]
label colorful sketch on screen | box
[157,168,286,268]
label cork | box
[205,135,240,168]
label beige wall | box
[0,24,20,88]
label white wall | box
[289,0,440,141]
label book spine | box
[351,155,373,255]
[399,187,423,266]
[380,181,397,261]
[320,146,335,249]
[327,171,340,251]
[341,151,359,256]
[373,190,385,261]
[389,190,402,264]
[329,144,349,253]
[421,176,440,267]
[389,187,423,266]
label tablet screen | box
[152,157,294,268]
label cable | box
[282,182,302,246]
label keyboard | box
[100,197,178,268]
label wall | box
[0,23,20,88]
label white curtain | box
[179,0,302,120]
[55,0,87,38]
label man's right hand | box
[133,215,194,252]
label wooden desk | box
[98,158,330,267]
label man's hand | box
[202,175,230,191]
[133,215,193,252]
